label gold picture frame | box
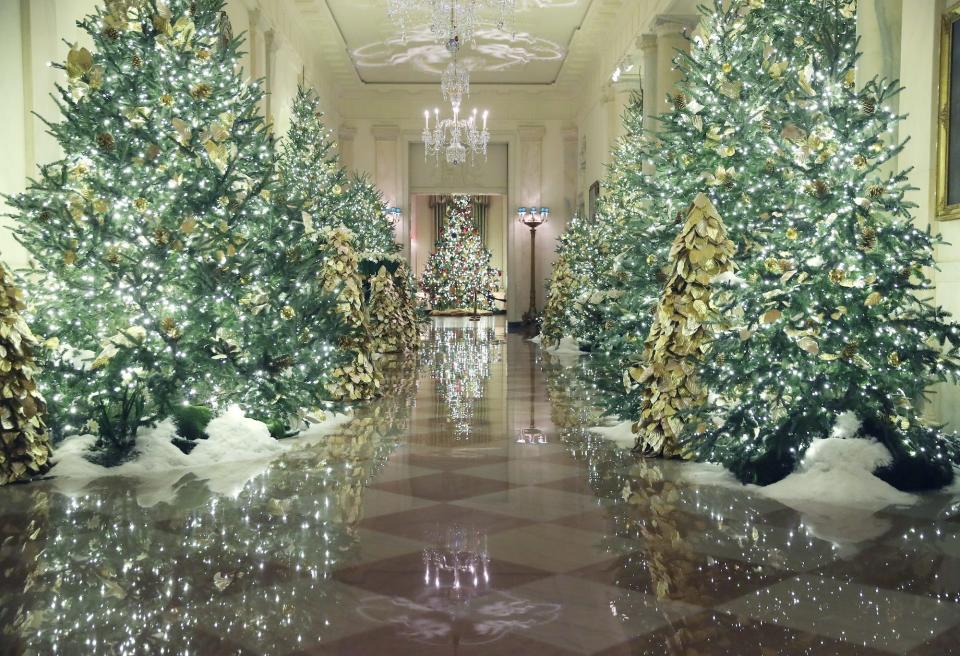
[937,2,960,220]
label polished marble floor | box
[2,318,960,655]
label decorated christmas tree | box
[6,0,277,451]
[540,213,625,348]
[626,194,734,458]
[276,87,398,256]
[0,262,51,485]
[420,195,501,312]
[561,0,960,488]
[681,0,960,488]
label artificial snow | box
[762,436,915,512]
[545,336,585,355]
[594,410,924,548]
[588,420,636,449]
[538,335,586,367]
[49,406,355,506]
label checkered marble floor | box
[1,318,959,655]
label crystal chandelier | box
[423,102,489,166]
[388,0,516,46]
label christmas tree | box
[681,0,960,488]
[0,262,52,485]
[567,0,960,488]
[540,213,626,348]
[6,0,276,451]
[420,195,501,312]
[276,87,398,257]
[626,194,734,458]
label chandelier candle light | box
[423,104,490,166]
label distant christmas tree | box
[420,196,501,312]
[276,87,397,256]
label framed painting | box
[937,2,960,220]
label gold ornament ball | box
[888,351,901,367]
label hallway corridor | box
[1,320,959,655]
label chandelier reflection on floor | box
[423,525,490,597]
[388,0,516,45]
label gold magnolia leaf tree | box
[319,227,383,402]
[368,262,420,355]
[0,262,52,485]
[627,193,735,457]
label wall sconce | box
[387,207,403,227]
[517,206,549,229]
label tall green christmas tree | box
[276,87,398,257]
[564,0,960,488]
[420,195,501,312]
[681,0,960,488]
[6,0,276,451]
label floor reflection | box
[0,320,958,655]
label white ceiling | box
[323,0,594,85]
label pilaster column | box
[653,15,697,115]
[338,125,356,172]
[856,0,903,89]
[638,34,658,135]
[246,8,261,81]
[517,125,545,207]
[372,125,402,252]
[563,127,579,219]
[263,29,278,125]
